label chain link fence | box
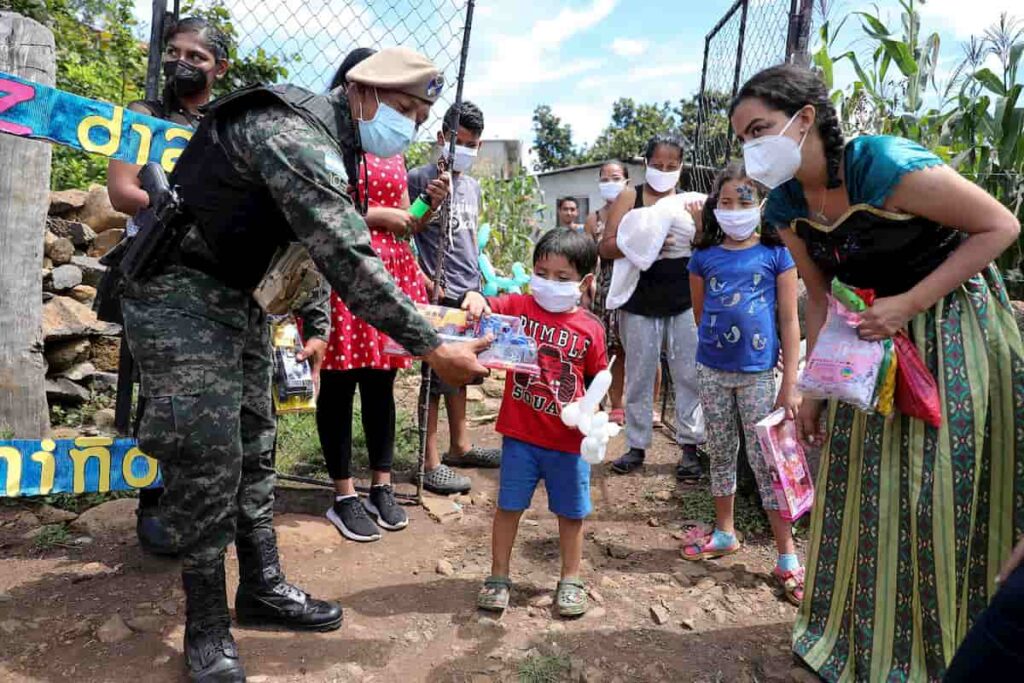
[691,0,814,194]
[182,0,471,134]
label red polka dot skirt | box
[322,153,427,372]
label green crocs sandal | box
[477,575,511,612]
[556,578,588,617]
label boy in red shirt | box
[462,228,606,617]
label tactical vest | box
[170,84,354,290]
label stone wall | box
[41,186,128,429]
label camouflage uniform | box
[121,91,438,670]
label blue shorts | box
[498,437,592,519]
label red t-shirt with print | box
[488,294,608,454]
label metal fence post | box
[144,0,168,101]
[732,0,749,99]
[786,0,814,66]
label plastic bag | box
[797,297,885,411]
[755,409,815,522]
[271,317,316,415]
[893,332,942,427]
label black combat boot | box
[182,565,246,683]
[234,528,343,631]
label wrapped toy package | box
[271,318,316,415]
[755,409,814,521]
[384,303,541,376]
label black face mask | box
[162,60,209,98]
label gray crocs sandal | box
[422,464,472,495]
[443,445,501,469]
[477,575,511,612]
[556,578,589,617]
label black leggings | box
[317,368,397,481]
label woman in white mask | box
[598,134,706,480]
[584,161,629,423]
[731,64,1024,683]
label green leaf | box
[973,68,1007,96]
[813,46,835,89]
[882,39,920,78]
[857,12,892,39]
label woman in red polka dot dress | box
[317,149,433,542]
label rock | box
[584,606,607,620]
[0,619,23,634]
[126,616,164,634]
[33,504,78,525]
[13,510,42,528]
[471,491,492,506]
[22,526,50,541]
[45,338,91,373]
[90,371,119,392]
[92,408,116,430]
[546,622,565,633]
[68,285,97,304]
[649,605,670,625]
[70,255,106,288]
[653,490,673,502]
[45,377,90,405]
[49,189,89,215]
[599,576,620,590]
[422,494,463,524]
[435,559,455,576]
[466,385,485,402]
[48,218,96,249]
[96,614,133,644]
[42,296,119,341]
[72,562,122,583]
[49,264,83,291]
[0,593,12,604]
[647,517,661,527]
[605,544,632,559]
[710,571,735,584]
[713,609,729,625]
[695,577,717,591]
[673,572,693,587]
[89,228,123,257]
[789,667,820,683]
[158,600,179,616]
[530,594,553,608]
[453,494,472,506]
[76,185,128,233]
[45,235,75,266]
[72,498,138,537]
[587,588,605,605]
[153,655,171,666]
[680,617,697,631]
[42,256,53,269]
[58,361,96,383]
[89,336,121,372]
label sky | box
[131,0,1016,154]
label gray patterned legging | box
[696,364,779,509]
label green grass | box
[276,402,420,479]
[33,524,73,550]
[677,487,770,538]
[518,655,571,683]
[49,391,115,430]
[0,425,13,440]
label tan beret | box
[346,46,445,103]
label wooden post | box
[0,12,56,438]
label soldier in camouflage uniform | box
[121,47,489,683]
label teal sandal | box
[556,578,588,617]
[477,575,511,612]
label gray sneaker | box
[443,445,501,469]
[422,464,472,495]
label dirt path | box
[0,425,810,683]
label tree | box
[531,105,579,171]
[586,98,681,163]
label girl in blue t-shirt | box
[682,161,803,604]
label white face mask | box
[599,180,626,202]
[741,110,808,189]
[713,207,761,241]
[530,274,580,313]
[645,166,680,193]
[446,144,478,173]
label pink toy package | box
[755,409,815,522]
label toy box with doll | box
[384,303,540,376]
[755,409,815,521]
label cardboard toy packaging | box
[384,303,540,376]
[755,409,815,521]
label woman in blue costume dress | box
[729,64,1024,682]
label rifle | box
[120,162,186,281]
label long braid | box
[817,102,845,189]
[731,64,845,188]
